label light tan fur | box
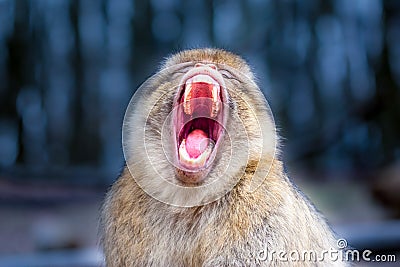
[100,49,346,266]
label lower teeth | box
[179,140,214,167]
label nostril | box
[194,63,217,70]
[207,64,217,70]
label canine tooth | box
[210,84,220,117]
[183,83,192,115]
[184,82,192,102]
[212,84,219,102]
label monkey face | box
[122,49,277,207]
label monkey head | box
[122,49,277,207]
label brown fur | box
[100,49,346,266]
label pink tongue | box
[185,129,209,158]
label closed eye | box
[220,69,242,84]
[219,69,234,79]
[171,66,193,80]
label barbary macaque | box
[100,49,346,266]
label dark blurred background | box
[0,0,399,266]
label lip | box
[173,65,228,174]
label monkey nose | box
[195,63,217,70]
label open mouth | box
[173,66,227,172]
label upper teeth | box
[183,75,221,117]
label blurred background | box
[0,0,399,266]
